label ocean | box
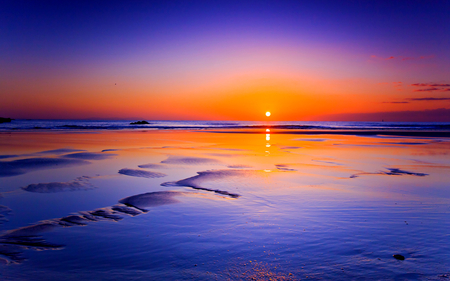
[2,119,450,131]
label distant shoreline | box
[1,128,450,138]
[206,129,450,137]
[1,120,450,136]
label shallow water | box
[0,130,449,280]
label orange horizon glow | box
[3,69,449,121]
[2,40,449,121]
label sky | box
[1,0,450,121]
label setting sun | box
[266,111,271,117]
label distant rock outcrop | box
[130,120,150,125]
[0,117,12,123]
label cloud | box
[382,101,410,104]
[407,97,450,101]
[372,55,434,61]
[378,82,402,86]
[370,55,395,60]
[411,83,450,92]
[317,108,450,122]
[419,55,435,60]
[402,55,434,61]
[378,81,450,95]
[414,88,440,92]
[379,81,403,91]
[411,83,450,87]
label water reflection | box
[0,130,449,280]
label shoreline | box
[206,129,450,137]
[2,128,450,137]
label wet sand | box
[0,130,449,280]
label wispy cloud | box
[403,55,435,61]
[318,108,450,122]
[407,97,450,101]
[384,95,450,103]
[414,87,440,92]
[411,83,450,87]
[371,55,395,60]
[372,55,434,61]
[382,101,410,104]
[379,81,403,91]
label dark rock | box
[393,254,405,260]
[0,117,12,123]
[130,120,150,125]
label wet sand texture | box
[161,156,221,165]
[0,155,18,159]
[163,169,248,198]
[118,168,167,178]
[138,163,167,169]
[227,164,253,169]
[275,164,298,171]
[38,148,86,154]
[0,205,12,225]
[119,191,180,210]
[0,157,90,177]
[62,152,116,160]
[0,191,182,263]
[22,176,93,193]
[350,167,428,178]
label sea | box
[1,119,450,131]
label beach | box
[0,128,449,280]
[3,0,450,279]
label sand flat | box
[0,130,449,280]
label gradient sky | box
[1,0,450,121]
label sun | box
[265,111,271,117]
